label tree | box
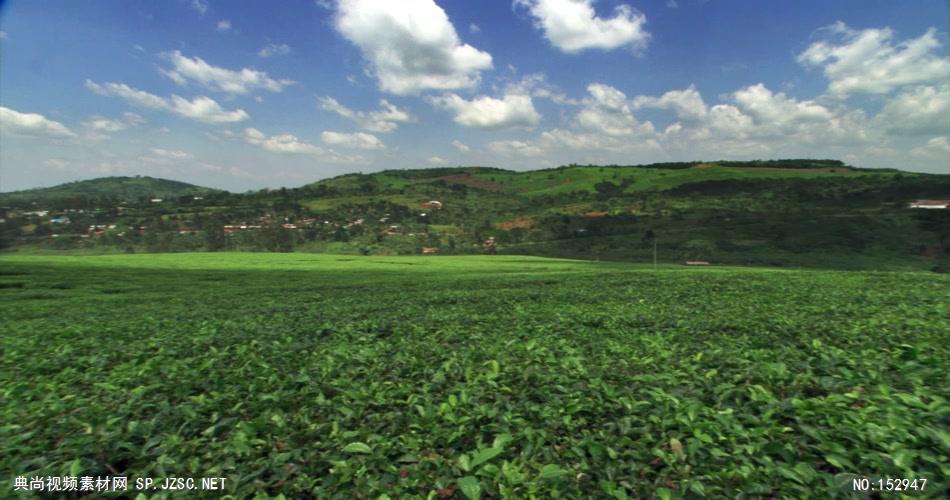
[678,239,715,261]
[205,216,226,252]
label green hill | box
[0,176,218,207]
[3,160,949,272]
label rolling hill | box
[0,176,219,206]
[3,160,949,271]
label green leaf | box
[69,458,82,477]
[693,430,713,443]
[492,433,512,450]
[458,454,471,472]
[892,449,913,469]
[824,453,851,469]
[342,442,372,454]
[457,476,481,500]
[538,464,569,479]
[669,437,685,459]
[656,487,672,500]
[470,447,502,468]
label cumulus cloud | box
[487,139,543,157]
[84,117,130,133]
[160,51,294,94]
[514,0,649,53]
[85,80,250,123]
[169,95,250,123]
[318,97,412,133]
[797,22,950,96]
[216,20,232,32]
[911,136,950,157]
[320,131,386,150]
[85,80,168,109]
[540,128,661,153]
[427,92,541,130]
[150,148,193,160]
[244,128,324,155]
[243,127,364,163]
[428,156,448,164]
[190,0,208,15]
[633,84,708,121]
[874,85,950,136]
[334,0,493,95]
[0,106,77,138]
[258,43,291,57]
[576,83,652,136]
[82,112,145,139]
[451,139,470,152]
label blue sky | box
[1,0,948,192]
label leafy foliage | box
[1,253,947,497]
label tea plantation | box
[1,254,948,498]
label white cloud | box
[216,20,232,32]
[514,0,649,54]
[258,43,291,57]
[243,127,364,163]
[122,112,146,126]
[82,112,145,137]
[83,117,129,133]
[318,97,412,133]
[874,85,950,136]
[506,73,575,104]
[540,128,661,153]
[320,131,386,150]
[576,83,652,136]
[190,0,208,15]
[160,51,294,94]
[487,140,543,157]
[451,139,470,152]
[169,95,250,123]
[427,92,541,130]
[911,136,950,157]
[244,127,324,155]
[666,0,678,8]
[428,156,448,164]
[633,84,708,121]
[469,23,480,34]
[798,22,950,96]
[85,80,168,109]
[0,106,77,138]
[733,83,832,126]
[0,31,7,40]
[334,0,493,95]
[86,80,250,123]
[150,148,193,160]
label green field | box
[2,254,948,498]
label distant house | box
[150,198,163,203]
[909,199,950,209]
[685,261,711,266]
[422,200,443,209]
[50,216,70,224]
[421,246,439,254]
[483,236,497,255]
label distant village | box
[0,195,508,255]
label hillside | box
[2,160,949,272]
[0,176,219,207]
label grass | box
[1,254,948,498]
